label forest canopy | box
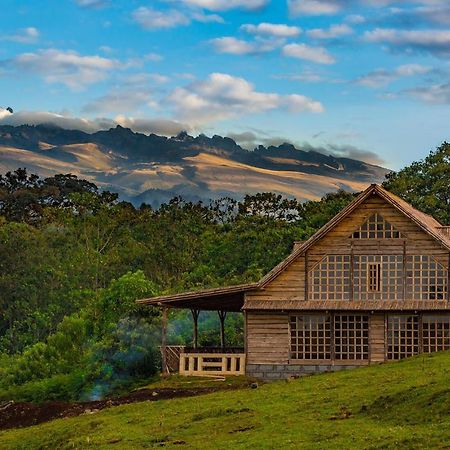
[1,141,449,402]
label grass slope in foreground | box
[1,352,449,449]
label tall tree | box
[383,142,450,225]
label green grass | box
[1,352,449,449]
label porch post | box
[218,310,227,349]
[191,309,200,349]
[161,306,169,377]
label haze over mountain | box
[0,124,389,206]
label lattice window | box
[334,315,369,360]
[422,315,450,353]
[354,255,403,301]
[309,255,351,300]
[290,315,331,360]
[351,213,402,239]
[387,315,419,360]
[406,255,447,300]
[368,263,382,292]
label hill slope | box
[1,352,449,449]
[0,125,389,206]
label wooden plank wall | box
[246,194,449,305]
[246,312,289,364]
[370,314,386,363]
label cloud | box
[302,141,385,165]
[288,0,346,16]
[354,64,432,88]
[74,0,109,8]
[345,14,365,24]
[210,36,283,55]
[145,52,164,62]
[0,109,191,136]
[83,72,169,113]
[83,91,155,114]
[307,24,353,39]
[273,68,337,83]
[404,83,450,104]
[168,72,324,124]
[241,23,301,38]
[0,27,39,44]
[0,108,13,120]
[191,11,224,23]
[132,7,190,30]
[114,116,192,135]
[178,0,268,11]
[132,6,224,29]
[210,37,259,55]
[228,129,384,165]
[227,130,299,149]
[1,49,120,90]
[282,43,336,64]
[364,28,450,57]
[321,143,384,165]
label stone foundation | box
[246,363,360,380]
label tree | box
[383,142,450,224]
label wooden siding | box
[246,312,289,364]
[370,314,385,363]
[246,193,450,307]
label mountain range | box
[0,124,389,207]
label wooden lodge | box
[138,184,450,379]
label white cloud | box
[364,28,450,57]
[345,14,365,24]
[405,83,450,104]
[74,0,109,8]
[168,72,324,124]
[241,23,301,38]
[282,43,336,64]
[0,109,191,136]
[354,64,432,88]
[1,49,120,90]
[0,27,39,44]
[191,11,225,23]
[132,7,190,30]
[288,0,344,16]
[307,24,353,39]
[210,37,261,55]
[145,52,164,62]
[179,0,268,11]
[114,116,192,135]
[0,108,13,120]
[83,90,155,114]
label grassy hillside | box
[1,352,449,449]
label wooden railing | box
[179,352,246,376]
[161,345,185,373]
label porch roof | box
[244,299,450,311]
[136,283,259,312]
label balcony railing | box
[179,351,246,376]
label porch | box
[137,284,256,377]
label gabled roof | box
[138,184,450,310]
[259,184,450,287]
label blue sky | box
[1,0,450,169]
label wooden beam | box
[218,310,227,349]
[191,309,200,349]
[161,307,169,377]
[402,240,407,301]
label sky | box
[1,0,450,169]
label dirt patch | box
[0,385,243,431]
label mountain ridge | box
[0,124,389,206]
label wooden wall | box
[246,193,449,305]
[246,312,289,364]
[370,314,386,363]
